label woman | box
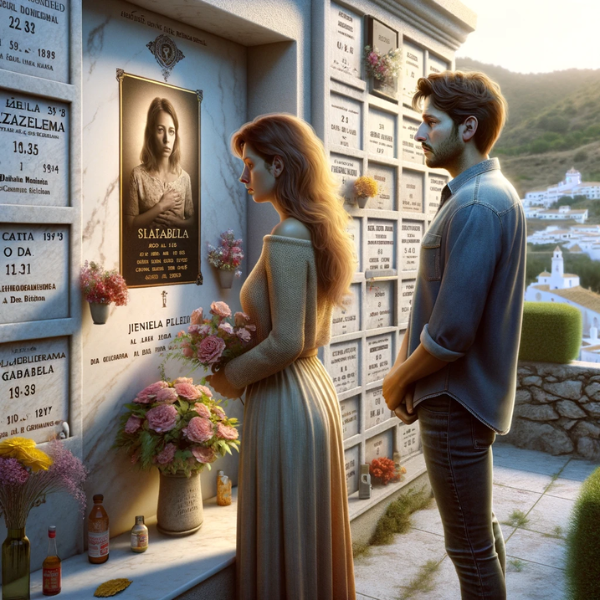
[123,97,194,230]
[209,114,356,600]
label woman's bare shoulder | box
[271,218,311,241]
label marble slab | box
[340,394,359,439]
[398,420,420,459]
[366,219,395,276]
[364,386,393,430]
[367,162,395,211]
[399,278,416,324]
[365,427,394,463]
[330,339,359,393]
[365,280,393,330]
[366,333,392,384]
[329,2,362,79]
[400,169,424,213]
[401,117,424,165]
[428,53,449,76]
[402,41,424,105]
[345,444,360,494]
[331,282,360,336]
[330,153,361,205]
[330,93,361,150]
[367,108,395,158]
[346,216,361,271]
[401,219,423,272]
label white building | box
[523,167,600,208]
[524,204,588,223]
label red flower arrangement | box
[370,457,397,486]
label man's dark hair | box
[412,71,507,156]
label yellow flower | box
[354,176,379,198]
[0,437,53,471]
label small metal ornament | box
[359,464,372,499]
[146,34,185,81]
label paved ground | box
[354,443,599,600]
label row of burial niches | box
[330,1,450,104]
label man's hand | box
[394,385,418,425]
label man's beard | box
[424,124,462,170]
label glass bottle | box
[88,494,109,564]
[130,516,148,553]
[42,526,61,596]
[1,527,30,600]
[216,470,232,506]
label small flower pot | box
[217,269,235,289]
[89,302,110,325]
[356,195,369,209]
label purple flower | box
[0,457,29,485]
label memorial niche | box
[330,2,362,79]
[330,340,359,394]
[402,41,424,105]
[366,333,392,384]
[427,174,448,218]
[366,219,395,278]
[400,169,424,213]
[118,71,202,288]
[329,93,361,150]
[332,283,360,337]
[365,16,399,102]
[344,445,360,494]
[365,280,393,330]
[365,386,393,429]
[330,154,362,205]
[398,421,420,459]
[367,163,395,211]
[367,108,396,158]
[400,279,415,325]
[365,428,393,463]
[339,395,359,439]
[401,220,423,272]
[401,117,424,165]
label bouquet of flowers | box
[169,301,256,374]
[354,176,379,199]
[114,377,240,476]
[364,46,402,84]
[0,437,87,528]
[207,229,244,277]
[80,261,128,306]
[370,457,398,486]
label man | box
[383,71,526,600]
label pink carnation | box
[210,301,231,318]
[197,385,212,398]
[146,404,178,433]
[173,377,193,385]
[191,307,204,324]
[124,415,143,434]
[0,457,30,486]
[155,443,177,465]
[194,403,212,419]
[218,322,234,336]
[212,406,226,420]
[191,446,216,464]
[217,422,238,440]
[197,335,226,365]
[155,387,179,404]
[175,382,201,400]
[134,381,169,404]
[184,417,214,443]
[234,311,250,326]
[236,328,252,343]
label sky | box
[456,0,600,74]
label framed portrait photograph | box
[118,71,202,288]
[365,16,400,102]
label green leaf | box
[179,400,190,412]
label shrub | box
[518,302,582,363]
[565,467,600,599]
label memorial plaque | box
[340,395,359,439]
[345,445,360,494]
[366,16,399,101]
[330,154,361,205]
[0,337,69,443]
[346,217,361,272]
[401,220,424,272]
[427,175,448,218]
[332,282,360,337]
[398,421,420,459]
[365,386,393,429]
[0,224,69,324]
[0,0,69,83]
[365,428,393,463]
[367,109,395,158]
[330,340,359,394]
[401,117,424,165]
[403,42,424,104]
[400,170,423,213]
[366,219,395,277]
[330,3,362,78]
[400,279,416,324]
[368,163,395,211]
[366,334,392,384]
[329,94,361,150]
[428,54,449,76]
[366,280,393,330]
[0,91,69,207]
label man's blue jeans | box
[417,394,506,599]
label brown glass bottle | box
[43,525,61,596]
[88,494,109,564]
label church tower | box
[550,246,564,289]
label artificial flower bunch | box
[369,457,398,486]
[171,301,256,373]
[364,45,402,83]
[0,437,87,528]
[354,176,379,199]
[80,261,128,306]
[207,229,244,277]
[115,377,240,477]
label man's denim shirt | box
[407,158,526,434]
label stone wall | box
[502,361,600,461]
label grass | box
[352,542,370,559]
[502,509,529,528]
[370,486,433,546]
[399,559,440,599]
[543,525,565,539]
[508,559,525,572]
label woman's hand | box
[154,210,183,228]
[158,189,182,213]
[206,369,245,400]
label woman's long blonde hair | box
[231,114,354,307]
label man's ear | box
[461,116,478,143]
[271,155,284,178]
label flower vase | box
[156,470,204,536]
[89,302,110,325]
[356,195,369,209]
[217,270,234,289]
[2,528,30,600]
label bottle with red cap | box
[42,525,61,596]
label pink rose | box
[236,328,251,343]
[175,382,201,401]
[155,387,179,404]
[197,335,226,365]
[198,324,212,336]
[173,377,193,385]
[146,404,178,433]
[155,443,177,465]
[188,324,200,334]
[212,406,226,421]
[234,311,250,326]
[124,415,143,434]
[182,341,194,358]
[191,307,204,324]
[194,403,211,419]
[184,417,214,443]
[217,422,238,440]
[134,381,169,404]
[191,446,216,464]
[197,385,212,398]
[218,322,234,336]
[210,301,231,318]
